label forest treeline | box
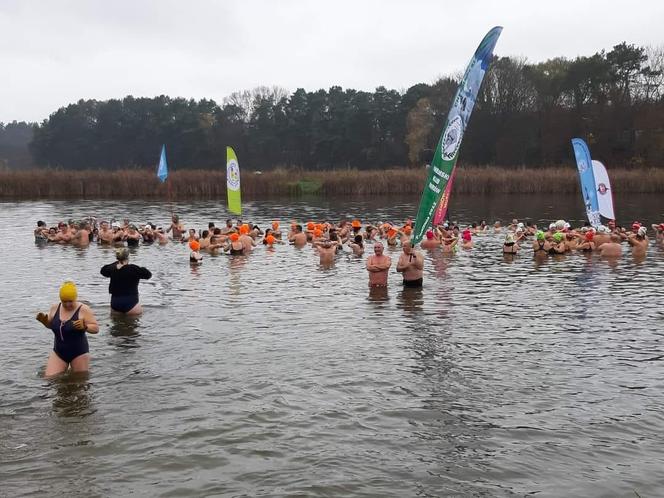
[1,41,663,171]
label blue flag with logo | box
[571,138,600,227]
[157,144,168,183]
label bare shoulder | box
[47,302,58,319]
[79,303,96,316]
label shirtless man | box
[593,225,611,248]
[366,242,392,287]
[167,215,185,241]
[239,224,255,252]
[221,219,234,235]
[98,221,114,244]
[315,240,337,266]
[396,241,424,288]
[627,226,649,257]
[73,222,91,247]
[289,224,308,248]
[338,221,350,242]
[565,231,581,251]
[198,230,211,250]
[208,228,225,253]
[599,233,623,258]
[420,230,441,250]
[55,222,74,243]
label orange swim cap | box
[387,228,397,238]
[403,226,412,234]
[307,222,315,231]
[240,224,249,235]
[351,219,361,228]
[272,221,279,230]
[189,240,200,251]
[313,228,323,238]
[230,233,240,242]
[265,234,276,245]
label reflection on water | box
[49,372,93,418]
[108,315,141,349]
[396,287,424,316]
[3,196,664,497]
[367,286,389,303]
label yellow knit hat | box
[59,281,78,302]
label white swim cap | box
[638,226,647,237]
[555,220,565,230]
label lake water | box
[1,194,663,497]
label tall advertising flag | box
[226,146,242,215]
[571,138,601,227]
[591,159,615,220]
[412,27,502,245]
[157,144,168,183]
[432,167,457,226]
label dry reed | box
[1,166,663,199]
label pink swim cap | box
[425,230,434,240]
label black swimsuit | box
[503,243,517,254]
[50,304,88,363]
[534,241,547,253]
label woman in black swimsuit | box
[503,233,520,254]
[532,230,549,257]
[100,248,152,315]
[225,233,245,255]
[35,281,99,377]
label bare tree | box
[638,45,664,102]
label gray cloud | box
[1,0,663,122]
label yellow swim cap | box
[59,281,78,302]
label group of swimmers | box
[428,218,660,260]
[34,214,663,377]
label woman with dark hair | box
[100,248,152,315]
[348,234,364,256]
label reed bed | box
[1,166,663,199]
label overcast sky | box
[1,0,663,123]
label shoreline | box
[1,166,664,199]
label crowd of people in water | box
[34,214,663,376]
